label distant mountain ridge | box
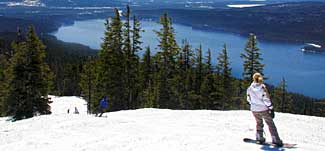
[3,0,325,7]
[2,1,325,43]
[134,1,325,44]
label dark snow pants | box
[95,107,104,117]
[252,111,281,142]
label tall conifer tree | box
[132,15,143,54]
[155,12,179,108]
[240,33,265,109]
[201,49,217,109]
[140,46,156,108]
[127,12,143,109]
[7,26,52,120]
[195,44,203,95]
[141,46,152,89]
[110,8,125,109]
[0,39,10,115]
[123,5,133,109]
[80,57,98,113]
[178,40,193,109]
[241,33,265,82]
[97,9,126,111]
[273,77,292,113]
[217,44,232,109]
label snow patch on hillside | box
[227,4,265,8]
[0,96,325,151]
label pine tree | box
[0,30,24,116]
[173,40,194,109]
[141,46,152,90]
[7,26,52,120]
[0,38,10,116]
[155,12,180,108]
[123,5,133,109]
[273,77,292,113]
[128,13,143,109]
[195,44,203,95]
[124,6,132,56]
[80,56,98,113]
[61,63,82,96]
[201,49,217,109]
[140,46,156,108]
[181,40,194,109]
[96,9,126,111]
[241,33,265,82]
[132,15,143,54]
[217,44,233,109]
[212,60,225,110]
[111,9,124,53]
[150,53,160,108]
[95,19,113,110]
[16,27,24,46]
[206,49,212,75]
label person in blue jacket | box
[96,96,108,117]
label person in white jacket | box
[247,73,283,146]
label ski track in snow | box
[0,96,324,151]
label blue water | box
[53,19,325,99]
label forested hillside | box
[0,6,324,120]
[135,2,325,44]
[0,30,95,118]
[77,7,325,117]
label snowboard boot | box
[256,130,265,144]
[272,136,283,147]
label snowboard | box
[243,138,297,148]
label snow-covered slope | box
[0,96,324,151]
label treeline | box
[0,6,324,120]
[0,27,52,120]
[79,6,325,116]
[43,35,97,96]
[0,31,95,120]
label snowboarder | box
[96,96,108,117]
[246,73,283,147]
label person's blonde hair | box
[253,73,263,83]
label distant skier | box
[74,107,79,114]
[246,73,283,147]
[96,96,108,117]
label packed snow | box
[0,96,325,151]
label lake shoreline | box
[53,16,307,47]
[53,19,325,99]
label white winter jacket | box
[246,82,272,112]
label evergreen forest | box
[0,6,324,120]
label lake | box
[53,19,325,99]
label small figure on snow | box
[96,96,108,117]
[246,73,283,147]
[74,107,79,114]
